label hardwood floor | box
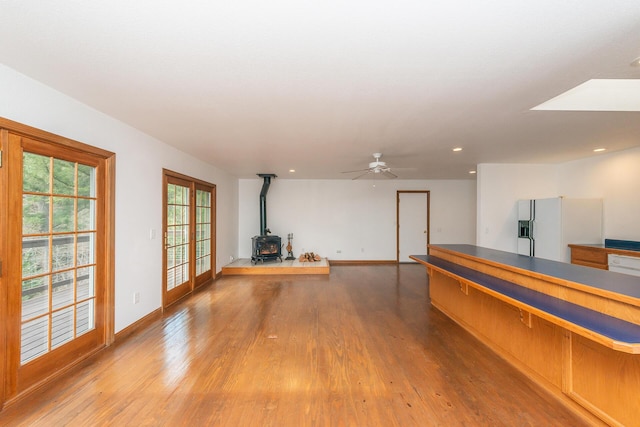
[0,265,589,426]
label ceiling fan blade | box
[345,153,408,179]
[352,171,372,180]
[341,168,371,174]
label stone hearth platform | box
[221,258,330,276]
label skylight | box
[531,79,640,112]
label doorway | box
[0,119,115,406]
[397,191,430,262]
[162,170,215,308]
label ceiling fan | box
[341,153,398,180]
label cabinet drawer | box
[571,247,607,266]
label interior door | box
[397,191,430,262]
[163,175,193,307]
[1,128,113,402]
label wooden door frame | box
[0,117,115,408]
[162,169,216,309]
[396,190,430,262]
[0,129,8,409]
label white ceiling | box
[1,1,640,179]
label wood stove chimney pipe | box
[257,174,277,236]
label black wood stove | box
[251,174,282,264]
[251,235,282,264]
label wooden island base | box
[412,245,640,427]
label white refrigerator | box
[517,197,603,262]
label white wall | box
[0,63,239,333]
[476,164,559,252]
[238,178,476,260]
[477,147,640,253]
[559,147,640,241]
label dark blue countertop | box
[421,244,640,301]
[605,239,640,252]
[416,253,640,345]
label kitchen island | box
[411,244,640,427]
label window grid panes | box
[195,189,212,276]
[20,152,97,365]
[166,184,190,291]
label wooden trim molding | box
[162,168,216,189]
[104,153,116,346]
[0,129,8,409]
[0,117,114,158]
[114,309,162,342]
[328,260,397,266]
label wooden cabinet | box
[569,244,640,270]
[569,245,608,269]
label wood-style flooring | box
[0,264,588,426]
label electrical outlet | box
[229,255,234,262]
[133,292,140,304]
[361,248,365,253]
[336,249,342,253]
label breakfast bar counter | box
[411,244,640,427]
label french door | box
[194,183,214,286]
[162,170,215,308]
[0,119,115,407]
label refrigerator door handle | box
[529,218,534,256]
[530,236,535,257]
[531,200,535,220]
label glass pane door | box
[164,177,192,306]
[194,187,212,285]
[1,125,112,405]
[162,171,215,307]
[21,152,97,364]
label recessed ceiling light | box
[469,170,477,174]
[452,147,463,152]
[593,148,606,153]
[289,169,296,173]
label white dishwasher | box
[608,254,640,277]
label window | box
[21,152,98,363]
